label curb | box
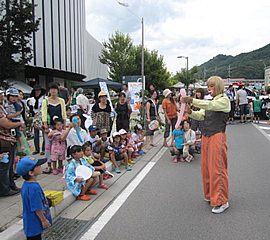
[0,162,114,240]
[0,133,166,240]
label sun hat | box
[16,156,47,176]
[163,89,172,98]
[6,87,19,96]
[98,91,107,98]
[100,129,108,135]
[112,132,121,138]
[119,129,127,135]
[30,85,46,97]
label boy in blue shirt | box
[16,157,52,240]
[171,121,185,163]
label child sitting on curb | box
[183,120,196,162]
[108,132,132,174]
[131,124,145,156]
[119,129,135,165]
[82,142,109,190]
[65,145,97,201]
[16,156,52,240]
[171,121,185,163]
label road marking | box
[80,147,168,240]
[258,126,270,130]
[253,123,270,142]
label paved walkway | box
[0,130,165,235]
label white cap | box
[112,132,121,138]
[119,129,127,135]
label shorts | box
[115,154,124,161]
[170,148,183,156]
[239,104,248,115]
[254,112,261,118]
[92,161,105,174]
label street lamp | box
[177,56,189,87]
[117,1,145,104]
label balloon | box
[72,118,83,143]
[175,88,187,129]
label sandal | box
[98,183,109,190]
[173,157,178,163]
[77,195,91,201]
[52,169,58,175]
[42,167,52,174]
[87,189,97,195]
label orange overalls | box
[201,132,228,207]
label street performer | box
[181,76,230,214]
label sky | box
[85,0,270,74]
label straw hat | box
[98,91,107,98]
[163,89,172,98]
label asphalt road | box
[91,123,270,240]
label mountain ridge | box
[197,43,270,79]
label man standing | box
[122,84,131,103]
[236,86,248,123]
[225,85,235,124]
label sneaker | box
[112,167,121,174]
[125,166,132,171]
[40,151,45,155]
[32,151,39,155]
[212,202,229,214]
[138,150,145,155]
[128,159,135,165]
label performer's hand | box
[185,104,192,114]
[181,96,193,104]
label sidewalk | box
[0,130,166,240]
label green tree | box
[99,31,136,82]
[131,46,171,91]
[99,31,171,90]
[174,66,199,87]
[0,0,40,81]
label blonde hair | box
[207,76,224,95]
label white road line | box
[258,126,270,130]
[253,123,270,142]
[80,147,168,240]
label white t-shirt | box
[237,89,248,105]
[184,129,196,145]
[27,96,44,114]
[88,135,99,148]
[76,94,89,111]
[67,128,89,147]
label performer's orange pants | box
[201,132,229,207]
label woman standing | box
[42,83,66,174]
[190,88,205,132]
[145,90,159,147]
[28,85,46,155]
[92,91,112,134]
[0,104,23,196]
[115,92,132,131]
[162,89,178,147]
[182,76,230,214]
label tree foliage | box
[99,31,136,82]
[0,0,40,81]
[174,66,199,87]
[99,31,171,90]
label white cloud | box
[86,0,270,73]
